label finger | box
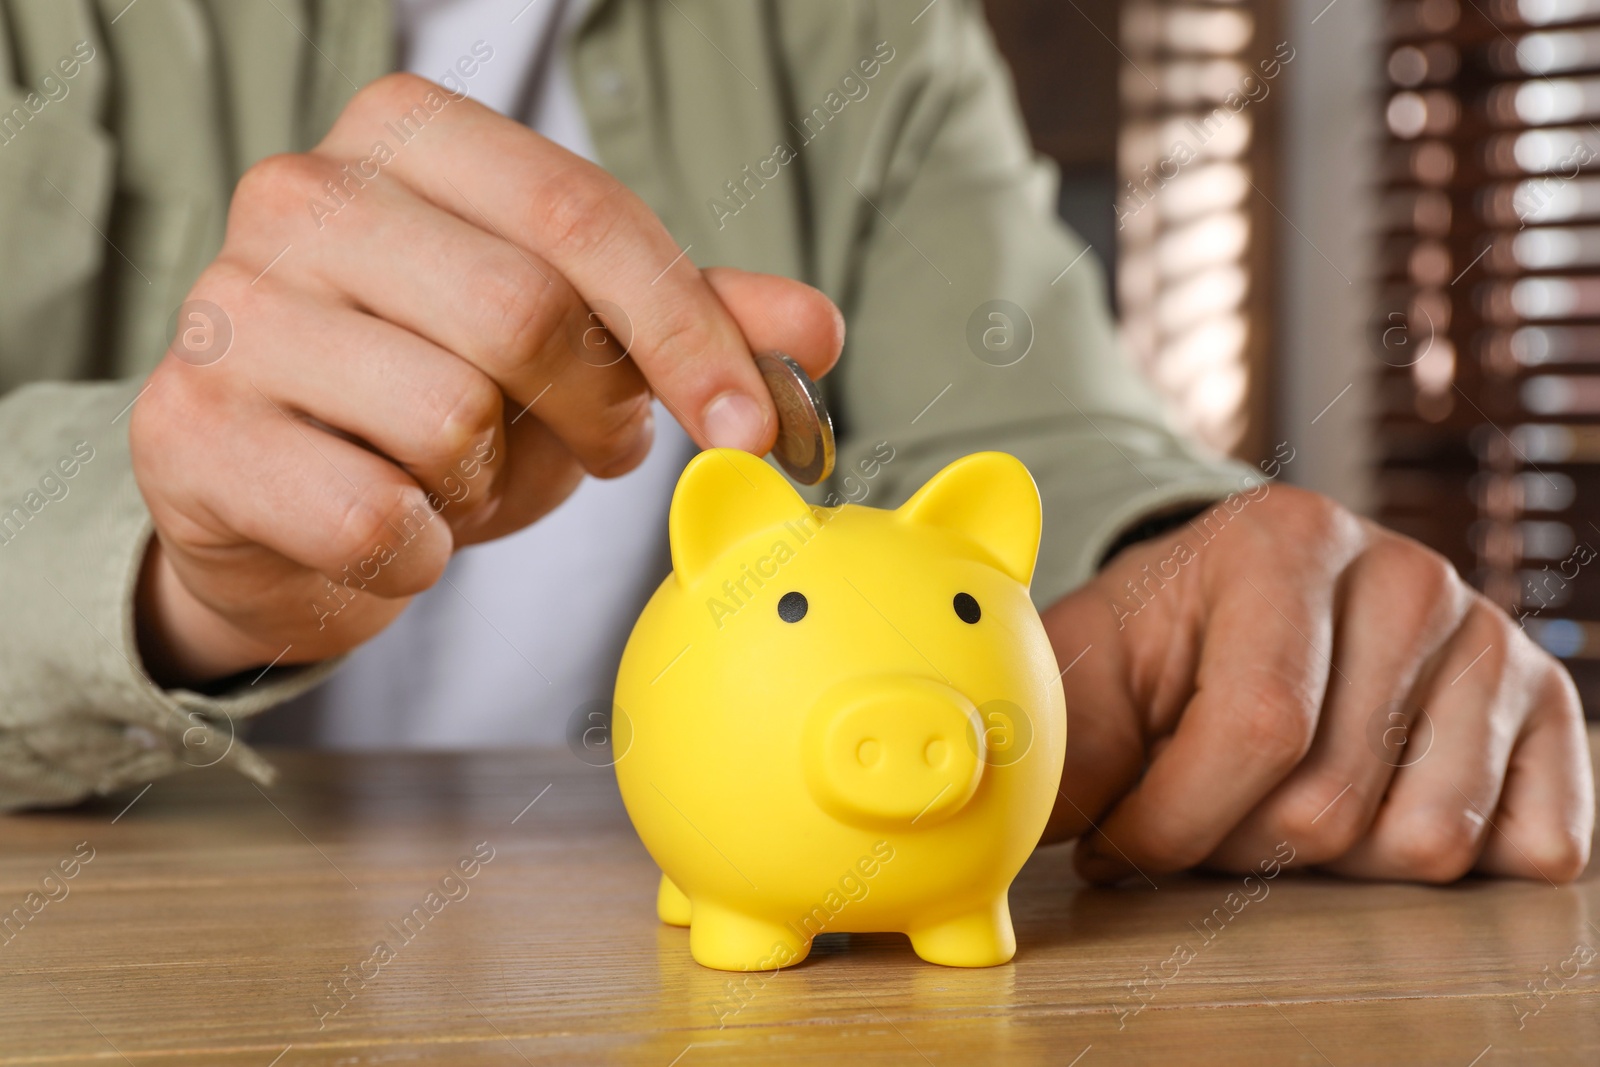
[450,404,586,546]
[1206,535,1469,870]
[1074,537,1342,882]
[232,163,656,479]
[138,372,453,601]
[238,296,508,521]
[1324,602,1523,883]
[138,530,362,678]
[1474,661,1594,882]
[1036,583,1152,844]
[317,75,777,452]
[701,267,845,381]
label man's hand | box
[1040,484,1595,884]
[129,74,843,687]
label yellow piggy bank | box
[614,448,1066,971]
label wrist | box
[1097,502,1214,570]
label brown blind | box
[1377,0,1600,714]
[1118,0,1282,461]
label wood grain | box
[1,732,1596,1066]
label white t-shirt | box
[275,0,694,748]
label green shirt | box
[0,0,1246,809]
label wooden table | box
[3,732,1598,1067]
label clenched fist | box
[130,74,843,686]
[1041,483,1594,885]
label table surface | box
[3,731,1598,1067]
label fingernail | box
[703,392,766,451]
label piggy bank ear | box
[670,448,812,585]
[896,452,1042,586]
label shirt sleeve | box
[0,380,340,811]
[809,0,1256,608]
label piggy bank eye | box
[778,591,808,622]
[953,592,981,624]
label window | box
[1377,0,1600,710]
[983,0,1282,464]
[1118,0,1283,459]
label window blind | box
[1378,0,1600,713]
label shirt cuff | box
[0,380,341,810]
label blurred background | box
[983,0,1600,719]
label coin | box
[755,350,835,485]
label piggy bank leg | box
[907,897,1016,967]
[689,899,810,972]
[657,872,692,927]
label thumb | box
[1037,576,1150,845]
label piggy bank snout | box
[803,677,985,828]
